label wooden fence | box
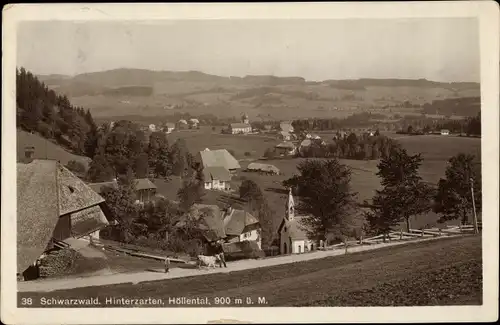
[318,222,482,251]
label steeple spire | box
[286,187,295,220]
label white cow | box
[197,255,220,269]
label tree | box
[239,180,274,248]
[170,138,191,177]
[407,125,414,134]
[433,153,481,224]
[87,154,115,182]
[66,160,86,175]
[368,147,434,233]
[283,159,358,242]
[147,132,171,178]
[177,165,205,211]
[100,169,138,242]
[239,179,264,208]
[374,129,380,136]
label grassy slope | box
[19,235,482,306]
[16,129,91,168]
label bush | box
[66,160,87,174]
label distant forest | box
[16,67,99,157]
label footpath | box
[18,235,459,293]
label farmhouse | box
[246,162,280,175]
[175,204,262,253]
[176,119,188,129]
[229,123,252,134]
[280,122,294,133]
[278,189,315,254]
[148,124,157,132]
[164,122,175,134]
[189,118,200,128]
[17,153,113,278]
[202,166,232,191]
[278,131,292,141]
[198,148,241,173]
[134,178,158,203]
[223,206,262,249]
[441,129,450,135]
[275,142,297,156]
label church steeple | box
[242,113,249,125]
[286,188,295,220]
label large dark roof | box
[223,208,260,236]
[17,160,106,273]
[199,149,241,170]
[203,166,232,182]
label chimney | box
[23,146,35,163]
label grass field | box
[19,235,482,306]
[17,129,91,168]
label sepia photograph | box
[2,2,499,324]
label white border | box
[2,2,499,324]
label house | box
[280,122,294,133]
[176,119,188,129]
[223,207,262,249]
[198,148,241,173]
[263,124,273,132]
[278,131,291,141]
[277,189,316,254]
[189,118,200,128]
[134,178,158,203]
[298,139,312,155]
[246,162,280,175]
[17,152,113,277]
[174,204,262,253]
[164,122,175,134]
[148,124,157,132]
[441,129,450,135]
[275,142,297,156]
[203,166,232,191]
[229,123,252,134]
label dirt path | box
[18,235,462,293]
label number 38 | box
[21,298,33,305]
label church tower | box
[285,188,295,220]
[242,113,249,125]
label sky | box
[17,18,480,82]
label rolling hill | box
[37,69,481,121]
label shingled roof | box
[203,166,232,182]
[134,178,157,191]
[17,160,107,273]
[199,148,241,170]
[175,204,226,242]
[223,208,260,236]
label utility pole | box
[470,177,479,234]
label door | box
[283,242,287,254]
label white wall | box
[239,229,261,248]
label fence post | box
[439,228,442,236]
[459,224,462,233]
[421,228,424,237]
[344,241,348,254]
[400,229,403,240]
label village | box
[17,106,482,292]
[11,13,486,307]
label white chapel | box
[277,188,315,254]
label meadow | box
[16,130,91,168]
